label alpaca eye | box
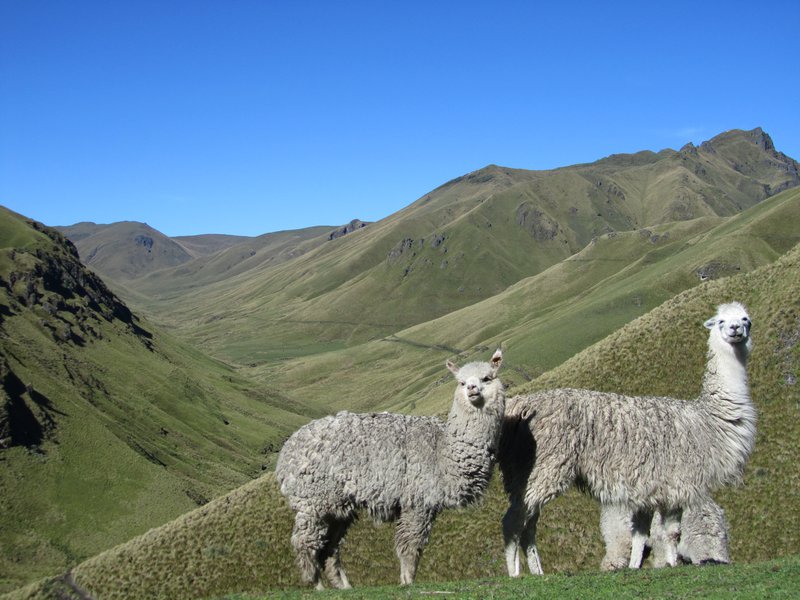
[459,381,466,386]
[481,376,492,382]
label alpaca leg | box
[322,517,354,589]
[599,504,632,571]
[502,498,528,577]
[290,511,328,590]
[659,508,682,567]
[520,509,543,575]
[650,511,670,568]
[395,509,435,585]
[629,509,652,569]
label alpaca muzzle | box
[724,323,748,343]
[467,390,485,407]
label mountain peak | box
[700,127,774,153]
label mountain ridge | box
[68,128,798,366]
[3,126,800,594]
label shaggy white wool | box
[600,498,730,570]
[498,302,754,576]
[275,350,505,589]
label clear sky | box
[2,1,799,237]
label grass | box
[247,187,800,418]
[221,555,800,600]
[5,238,799,600]
[2,130,799,595]
[0,211,310,592]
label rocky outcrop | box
[0,220,151,347]
[516,203,560,241]
[328,219,368,240]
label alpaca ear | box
[490,349,503,373]
[704,317,717,330]
[446,360,459,376]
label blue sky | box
[2,1,798,237]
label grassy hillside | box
[5,127,798,597]
[124,225,335,303]
[251,186,800,417]
[8,223,798,600]
[170,233,253,257]
[91,128,799,365]
[0,208,309,591]
[55,221,197,281]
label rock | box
[328,219,368,240]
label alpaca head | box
[446,349,503,408]
[704,302,752,357]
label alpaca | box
[664,499,730,566]
[275,350,505,589]
[600,498,730,571]
[499,302,754,576]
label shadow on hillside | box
[1,361,64,450]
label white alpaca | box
[275,350,505,589]
[600,498,730,571]
[498,302,754,576]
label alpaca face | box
[447,349,503,408]
[704,302,751,345]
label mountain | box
[81,127,799,367]
[5,126,800,595]
[121,224,339,306]
[13,225,799,600]
[54,221,197,281]
[252,186,800,417]
[0,208,308,591]
[170,233,253,257]
[57,221,362,287]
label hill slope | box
[251,186,800,417]
[11,232,798,600]
[54,221,197,281]
[0,208,308,591]
[96,128,799,365]
[5,127,798,596]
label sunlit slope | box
[123,225,334,300]
[112,128,798,365]
[55,221,196,281]
[0,208,308,591]
[170,233,253,257]
[250,186,800,416]
[524,244,800,565]
[11,234,799,600]
[121,165,583,360]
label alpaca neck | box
[699,337,756,486]
[438,394,504,507]
[701,339,753,421]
